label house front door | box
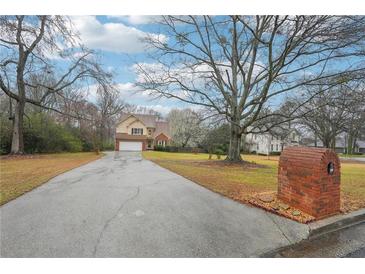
[147,140,153,149]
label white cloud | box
[108,16,158,25]
[71,16,166,53]
[116,82,154,99]
[142,103,204,116]
[133,60,266,96]
[139,104,173,115]
[116,82,188,115]
[82,84,98,102]
[85,82,139,101]
[84,81,190,116]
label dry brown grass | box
[143,151,365,219]
[0,152,102,205]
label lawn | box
[143,151,365,218]
[339,154,365,158]
[0,152,102,205]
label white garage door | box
[119,141,142,151]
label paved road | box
[345,246,365,257]
[0,152,308,257]
[265,222,365,258]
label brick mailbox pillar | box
[277,147,340,219]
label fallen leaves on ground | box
[144,151,365,223]
[0,152,102,205]
[248,192,316,223]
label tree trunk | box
[10,100,25,154]
[322,135,332,148]
[352,137,357,154]
[314,135,318,147]
[227,122,242,162]
[11,40,27,154]
[347,133,353,154]
[99,123,106,145]
[331,137,336,150]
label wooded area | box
[1,16,365,156]
[0,16,126,154]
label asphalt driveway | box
[0,152,308,257]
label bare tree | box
[95,84,126,145]
[134,106,163,119]
[135,15,365,161]
[168,108,204,147]
[0,16,111,154]
[345,111,365,154]
[297,82,365,149]
[340,79,365,154]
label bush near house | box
[154,145,173,152]
[101,142,115,151]
[200,124,230,155]
[154,145,204,153]
[214,148,225,159]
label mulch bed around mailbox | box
[244,191,364,224]
[248,191,316,223]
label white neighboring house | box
[306,136,365,154]
[244,128,301,155]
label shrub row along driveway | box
[1,152,307,257]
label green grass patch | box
[339,154,365,158]
[0,152,102,205]
[143,151,365,212]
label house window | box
[148,129,152,135]
[292,132,296,141]
[158,140,166,147]
[276,144,279,151]
[131,128,143,135]
[257,144,259,150]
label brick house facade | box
[115,113,171,151]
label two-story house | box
[115,113,171,151]
[244,128,301,155]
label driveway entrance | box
[0,152,308,257]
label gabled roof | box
[117,113,170,139]
[118,113,158,128]
[153,121,171,138]
[270,127,301,138]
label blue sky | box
[71,15,186,114]
[68,16,364,115]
